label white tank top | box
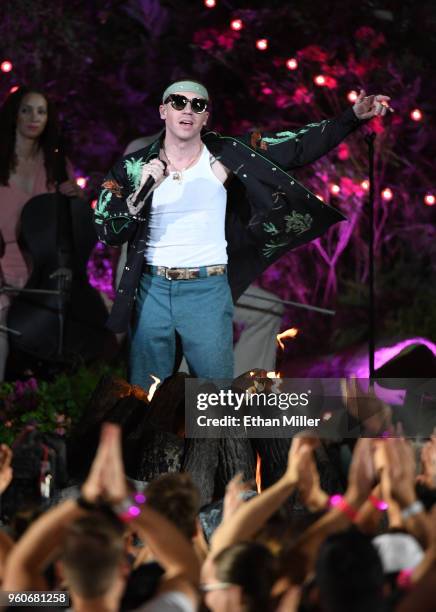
[144,145,227,266]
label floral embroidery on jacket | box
[262,222,279,235]
[284,211,313,235]
[95,189,112,219]
[124,157,145,190]
[102,179,123,198]
[262,239,289,258]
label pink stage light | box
[9,85,19,94]
[361,179,369,191]
[316,194,325,202]
[204,0,216,7]
[410,108,422,121]
[381,187,393,201]
[330,183,340,195]
[76,176,88,189]
[261,86,273,95]
[353,337,436,379]
[347,90,358,102]
[230,18,243,31]
[314,74,326,86]
[256,38,268,51]
[90,199,97,209]
[285,58,298,70]
[424,194,435,206]
[1,60,13,73]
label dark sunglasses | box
[164,93,209,114]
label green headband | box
[162,80,209,103]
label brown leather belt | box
[143,264,227,280]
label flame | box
[276,327,298,351]
[147,375,161,402]
[255,452,262,493]
[266,371,281,379]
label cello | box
[7,188,116,370]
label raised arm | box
[285,438,376,582]
[246,89,391,171]
[209,436,315,557]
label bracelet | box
[397,568,413,589]
[401,500,424,521]
[369,494,389,511]
[114,492,147,523]
[329,494,358,522]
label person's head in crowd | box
[315,529,384,612]
[58,512,129,608]
[0,86,63,187]
[201,542,277,612]
[146,472,200,540]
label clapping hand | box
[81,423,128,505]
[417,435,436,489]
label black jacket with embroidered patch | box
[94,106,362,332]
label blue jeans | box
[130,272,234,391]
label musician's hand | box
[352,89,393,120]
[59,179,85,199]
[126,159,166,214]
[137,159,166,193]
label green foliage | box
[0,362,124,446]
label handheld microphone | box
[135,157,167,203]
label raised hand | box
[81,423,127,505]
[296,447,328,512]
[341,376,393,435]
[417,435,436,489]
[352,89,393,120]
[346,438,377,503]
[222,472,253,522]
[285,434,319,486]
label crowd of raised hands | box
[1,420,436,611]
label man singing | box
[94,79,390,391]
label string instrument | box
[7,192,115,367]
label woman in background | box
[0,86,83,380]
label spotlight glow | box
[424,194,435,206]
[330,183,340,195]
[347,90,358,102]
[76,176,88,189]
[256,38,268,51]
[285,58,298,70]
[230,18,243,31]
[410,108,422,121]
[1,60,13,73]
[9,85,19,94]
[314,74,326,86]
[361,180,369,191]
[381,187,393,201]
[90,199,97,209]
[204,0,216,7]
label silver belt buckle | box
[165,267,173,280]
